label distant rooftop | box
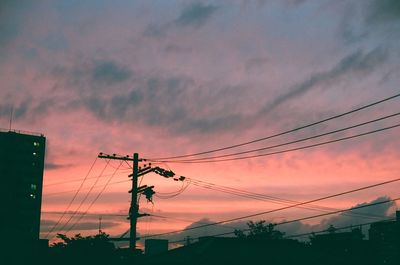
[0,128,44,137]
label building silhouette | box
[369,211,400,264]
[369,211,400,244]
[145,239,169,255]
[0,130,46,244]
[311,226,364,247]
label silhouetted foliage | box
[52,232,114,250]
[234,220,285,240]
[50,232,117,265]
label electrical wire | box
[44,157,98,239]
[145,161,379,218]
[144,204,155,237]
[193,179,380,219]
[155,179,191,199]
[65,161,124,234]
[49,159,111,237]
[137,168,145,202]
[44,169,131,187]
[45,170,181,198]
[148,214,239,231]
[155,112,400,163]
[188,180,385,220]
[42,211,128,217]
[126,159,386,220]
[140,176,400,239]
[148,92,400,160]
[151,123,400,163]
[284,217,396,239]
[122,161,190,200]
[44,176,131,197]
[108,160,131,170]
[168,197,400,244]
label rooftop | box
[0,128,44,137]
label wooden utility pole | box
[129,153,139,250]
[98,152,173,251]
[98,152,143,252]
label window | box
[29,194,36,199]
[32,152,37,156]
[33,142,40,146]
[31,184,37,190]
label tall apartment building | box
[0,130,46,243]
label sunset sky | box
[1,0,400,247]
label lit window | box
[33,152,37,156]
[31,184,37,190]
[30,194,36,199]
[33,142,40,146]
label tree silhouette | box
[234,220,285,240]
[52,232,114,250]
[50,232,117,265]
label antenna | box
[9,106,14,131]
[99,216,102,234]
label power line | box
[42,211,128,217]
[64,161,123,234]
[141,176,400,239]
[284,217,396,239]
[44,169,131,187]
[94,160,387,221]
[44,157,98,239]
[44,169,186,199]
[274,197,397,228]
[149,214,239,231]
[49,159,111,238]
[168,197,399,244]
[148,92,400,160]
[129,160,387,221]
[189,179,385,220]
[155,179,191,199]
[44,177,130,197]
[158,112,400,163]
[152,123,400,163]
[110,214,237,241]
[126,160,376,220]
[149,214,218,226]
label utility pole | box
[129,153,139,250]
[98,152,143,252]
[98,152,178,251]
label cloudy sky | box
[1,0,400,246]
